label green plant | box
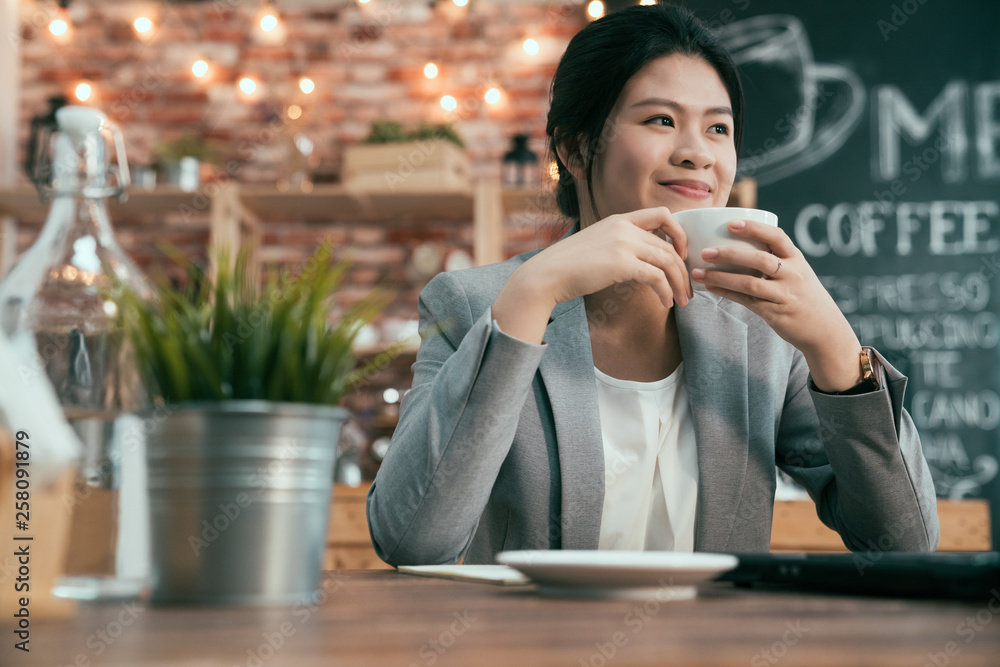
[154,133,220,163]
[362,120,465,148]
[116,245,389,406]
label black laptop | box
[717,551,1000,600]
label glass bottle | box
[0,106,151,600]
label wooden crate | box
[0,427,77,620]
[342,140,471,193]
[326,484,392,570]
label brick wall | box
[12,0,581,460]
[17,0,583,182]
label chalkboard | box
[676,0,1000,541]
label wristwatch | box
[827,347,880,396]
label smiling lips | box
[660,179,712,200]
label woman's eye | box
[647,116,674,127]
[710,123,730,135]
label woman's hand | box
[527,206,693,308]
[492,207,691,345]
[689,219,864,392]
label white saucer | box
[495,550,738,599]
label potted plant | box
[342,120,470,192]
[115,244,388,605]
[154,134,219,192]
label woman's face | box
[581,53,738,224]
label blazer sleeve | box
[775,348,940,552]
[365,271,547,566]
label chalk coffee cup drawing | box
[672,207,778,290]
[715,15,865,186]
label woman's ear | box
[554,133,587,183]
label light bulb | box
[587,1,605,19]
[299,77,315,94]
[49,19,68,36]
[440,95,457,111]
[424,62,438,79]
[453,0,469,6]
[239,77,257,94]
[133,17,153,34]
[75,82,92,102]
[192,60,209,78]
[523,39,539,56]
[260,13,278,32]
[484,88,501,105]
[287,104,303,120]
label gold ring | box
[765,257,782,279]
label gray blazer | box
[366,249,940,566]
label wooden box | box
[342,140,471,192]
[0,427,76,622]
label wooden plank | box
[328,492,372,544]
[770,498,991,552]
[326,484,390,570]
[0,185,215,223]
[473,180,504,266]
[238,183,475,222]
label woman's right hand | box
[493,207,690,344]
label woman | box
[366,3,938,565]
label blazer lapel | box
[674,292,750,552]
[537,298,605,550]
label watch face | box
[860,347,875,380]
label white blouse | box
[594,362,699,552]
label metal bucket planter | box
[144,401,348,605]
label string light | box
[440,95,457,111]
[484,87,501,105]
[287,104,303,120]
[239,77,257,94]
[299,77,315,94]
[640,0,657,4]
[587,1,605,19]
[424,62,438,79]
[133,17,153,34]
[523,39,539,56]
[260,12,278,32]
[49,18,68,36]
[452,0,469,6]
[192,60,209,78]
[74,82,93,102]
[254,3,284,44]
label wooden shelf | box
[0,185,215,223]
[238,183,476,222]
[1,181,546,274]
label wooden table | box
[6,570,1000,667]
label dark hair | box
[546,2,744,221]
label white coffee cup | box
[671,207,778,289]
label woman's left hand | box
[690,218,864,392]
